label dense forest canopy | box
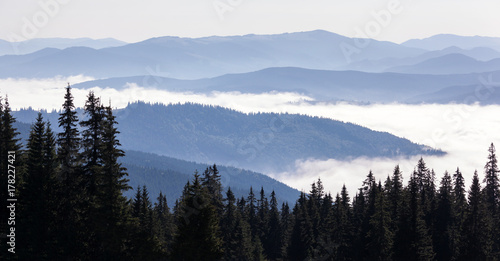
[1,87,500,260]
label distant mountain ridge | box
[0,30,426,79]
[385,53,500,75]
[402,34,500,52]
[72,67,500,103]
[0,37,127,56]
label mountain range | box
[0,37,127,56]
[2,31,500,80]
[72,67,500,104]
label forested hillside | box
[14,102,443,173]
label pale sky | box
[1,0,499,43]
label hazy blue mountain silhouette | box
[385,53,500,74]
[0,37,127,56]
[0,30,426,79]
[343,46,500,72]
[407,84,500,105]
[402,34,500,52]
[72,67,500,103]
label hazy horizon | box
[2,0,500,43]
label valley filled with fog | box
[3,75,499,195]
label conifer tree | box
[0,97,21,259]
[55,84,86,259]
[366,185,393,260]
[450,167,466,259]
[434,171,453,261]
[153,192,175,257]
[289,192,313,261]
[171,173,223,260]
[257,187,270,254]
[280,202,293,259]
[222,187,253,260]
[266,190,282,260]
[18,113,56,259]
[98,105,132,259]
[389,165,404,230]
[483,143,500,255]
[131,185,161,260]
[462,171,492,260]
[202,164,224,216]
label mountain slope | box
[10,116,301,204]
[122,150,301,205]
[13,103,444,173]
[113,102,443,173]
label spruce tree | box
[434,171,453,261]
[483,143,500,256]
[55,84,86,259]
[451,167,467,259]
[153,192,175,257]
[257,187,270,255]
[171,173,224,260]
[366,186,393,260]
[131,185,161,260]
[389,165,404,230]
[288,192,313,261]
[280,202,293,259]
[19,113,57,260]
[222,188,253,260]
[0,97,21,259]
[98,105,132,259]
[202,164,224,216]
[266,190,282,260]
[462,171,492,260]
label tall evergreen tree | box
[153,192,175,257]
[171,173,224,260]
[221,187,253,260]
[333,185,353,260]
[280,202,293,260]
[266,190,282,260]
[389,165,404,229]
[202,164,224,216]
[462,170,492,260]
[131,185,161,260]
[54,84,86,259]
[366,185,393,260]
[451,167,467,259]
[0,97,22,259]
[483,143,500,256]
[434,171,453,261]
[289,192,313,261]
[97,105,132,259]
[18,114,57,260]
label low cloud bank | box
[2,77,499,195]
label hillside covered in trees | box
[1,87,500,260]
[13,101,444,173]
